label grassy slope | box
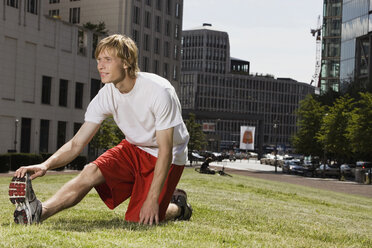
[1,168,372,248]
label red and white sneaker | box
[9,174,42,224]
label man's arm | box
[139,127,174,225]
[15,122,101,179]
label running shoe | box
[9,173,42,224]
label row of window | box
[136,0,181,18]
[41,76,101,109]
[17,117,81,153]
[138,34,179,60]
[182,35,228,49]
[133,10,180,39]
[182,47,227,61]
[141,58,178,81]
[6,0,38,14]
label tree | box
[90,117,125,158]
[346,92,372,161]
[185,113,206,152]
[83,21,108,35]
[292,94,325,157]
[316,95,355,163]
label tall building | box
[180,24,315,154]
[0,1,104,155]
[320,0,343,93]
[340,0,372,91]
[44,0,183,91]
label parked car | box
[315,164,340,178]
[282,160,301,174]
[340,164,355,178]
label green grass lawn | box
[1,168,372,248]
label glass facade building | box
[320,0,343,93]
[340,0,372,90]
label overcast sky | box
[182,0,323,84]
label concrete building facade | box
[44,0,183,91]
[180,24,315,153]
[0,1,103,155]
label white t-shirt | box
[85,72,189,165]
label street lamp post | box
[273,120,278,173]
[14,119,19,152]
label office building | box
[320,0,343,93]
[44,0,183,91]
[340,0,372,91]
[180,24,315,153]
[0,1,103,155]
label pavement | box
[189,159,372,198]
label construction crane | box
[310,15,322,87]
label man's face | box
[96,48,127,84]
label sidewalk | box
[190,159,372,198]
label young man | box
[9,34,191,225]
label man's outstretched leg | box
[9,163,105,224]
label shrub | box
[0,154,11,173]
[40,153,65,171]
[69,156,88,171]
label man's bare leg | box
[41,163,105,221]
[165,203,181,221]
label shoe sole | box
[9,177,26,204]
[9,176,30,224]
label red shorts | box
[93,139,184,222]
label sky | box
[182,0,323,84]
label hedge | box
[0,153,43,172]
[0,153,88,173]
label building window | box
[153,60,159,74]
[132,29,140,46]
[175,3,181,18]
[146,0,151,6]
[165,20,171,36]
[145,11,151,29]
[156,0,162,10]
[174,24,179,39]
[166,0,171,15]
[154,38,160,54]
[90,78,101,100]
[164,41,170,57]
[69,7,80,24]
[57,121,67,149]
[41,76,52,105]
[133,6,140,24]
[59,79,68,107]
[143,34,150,51]
[7,0,19,8]
[173,65,178,80]
[155,16,161,33]
[39,120,50,153]
[163,63,169,79]
[26,0,38,14]
[20,118,32,153]
[143,56,149,72]
[77,29,87,56]
[173,44,178,59]
[49,0,60,3]
[75,82,84,109]
[49,9,59,17]
[74,122,82,135]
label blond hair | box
[95,34,140,79]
